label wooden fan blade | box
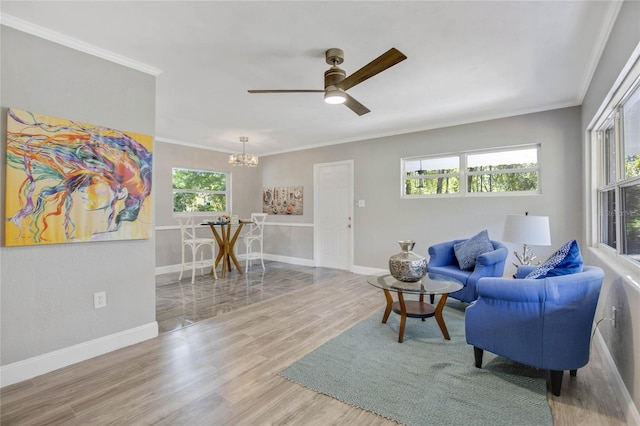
[344,93,370,116]
[338,48,407,91]
[248,89,324,93]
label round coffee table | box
[367,273,463,343]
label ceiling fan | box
[248,47,407,116]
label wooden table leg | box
[215,249,224,273]
[223,224,231,274]
[209,225,225,277]
[209,223,246,278]
[382,289,393,323]
[434,292,451,340]
[397,291,407,343]
[228,223,244,274]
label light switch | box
[357,200,366,207]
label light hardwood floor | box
[1,262,629,425]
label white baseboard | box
[352,265,387,275]
[594,329,640,426]
[155,263,182,275]
[262,253,314,267]
[155,253,314,275]
[157,260,387,276]
[1,322,158,388]
[155,262,214,275]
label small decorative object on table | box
[389,240,427,282]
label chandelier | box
[228,136,258,167]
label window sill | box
[588,246,640,291]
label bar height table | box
[206,222,245,278]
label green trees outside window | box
[597,81,640,264]
[172,168,228,213]
[405,175,460,195]
[403,146,539,197]
[622,185,640,258]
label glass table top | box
[367,273,463,295]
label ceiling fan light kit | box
[229,136,259,167]
[324,87,346,104]
[248,47,407,115]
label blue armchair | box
[465,265,605,396]
[427,239,508,303]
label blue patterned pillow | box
[524,240,583,279]
[454,230,494,271]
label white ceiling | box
[1,1,621,156]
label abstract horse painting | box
[5,108,153,246]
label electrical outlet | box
[611,306,617,328]
[94,291,107,309]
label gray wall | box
[259,107,582,275]
[580,0,640,413]
[3,0,637,413]
[154,141,261,268]
[0,28,156,365]
[155,107,583,274]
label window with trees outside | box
[172,167,229,214]
[596,79,640,264]
[402,145,540,197]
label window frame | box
[401,144,541,199]
[620,177,640,262]
[401,154,461,198]
[590,58,640,267]
[171,167,231,216]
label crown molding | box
[1,13,162,76]
[576,1,624,104]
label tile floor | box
[156,261,354,333]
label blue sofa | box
[465,265,605,396]
[427,239,508,303]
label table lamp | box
[502,213,551,266]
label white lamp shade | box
[502,214,551,246]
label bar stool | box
[238,213,267,272]
[177,216,217,284]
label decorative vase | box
[388,240,427,282]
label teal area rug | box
[281,302,553,426]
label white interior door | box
[314,160,353,270]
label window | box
[600,188,616,248]
[467,148,539,193]
[622,85,640,179]
[403,156,460,195]
[599,115,617,248]
[622,183,640,256]
[603,117,616,185]
[595,80,640,264]
[172,167,229,214]
[402,145,539,198]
